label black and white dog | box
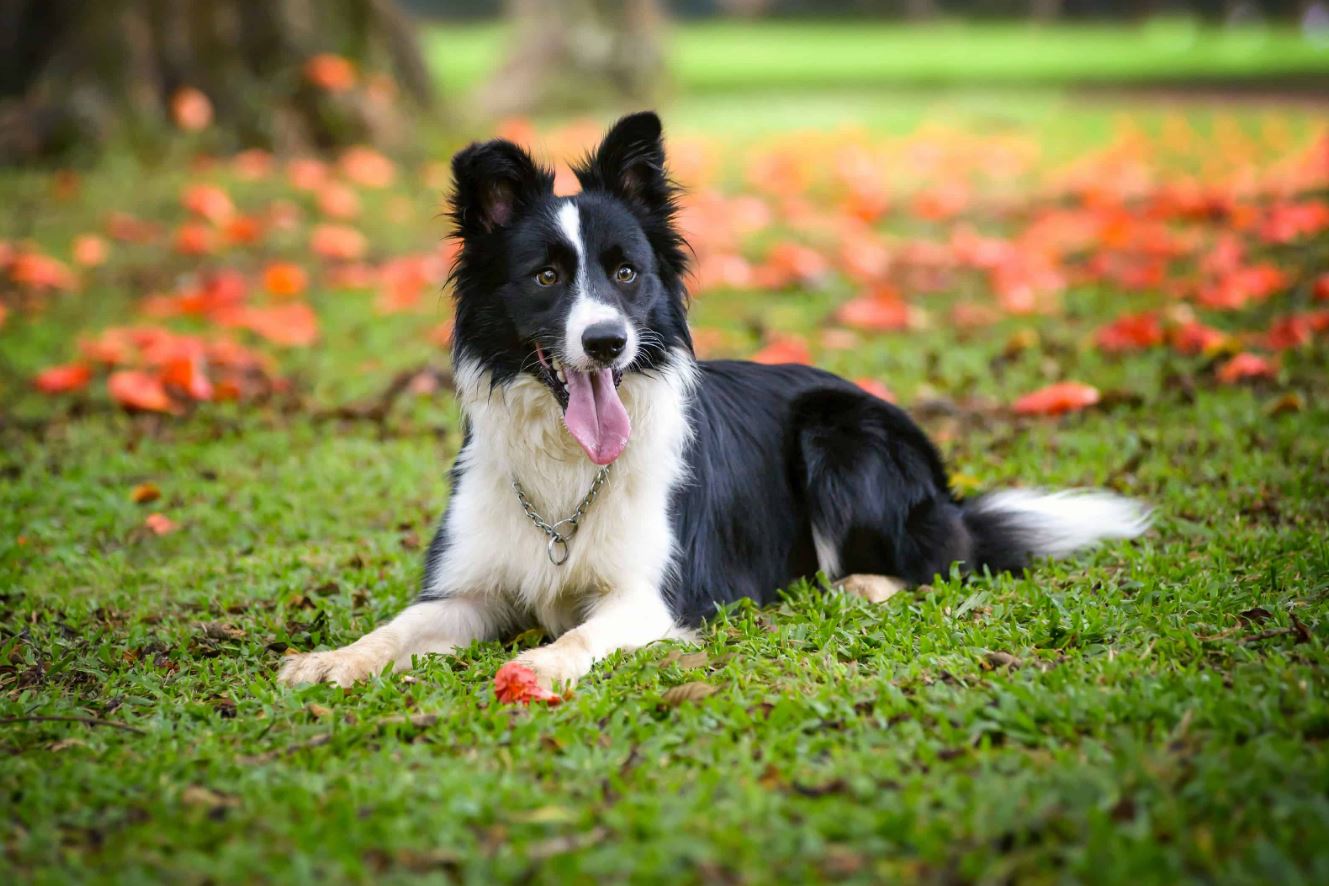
[279,112,1149,693]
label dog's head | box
[448,111,691,465]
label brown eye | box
[535,268,559,286]
[614,264,637,284]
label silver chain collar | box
[511,465,612,565]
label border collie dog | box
[279,112,1150,693]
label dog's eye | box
[614,264,637,284]
[534,268,559,287]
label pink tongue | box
[562,368,631,465]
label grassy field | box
[425,19,1329,96]
[3,25,1329,884]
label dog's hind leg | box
[277,595,499,688]
[795,388,967,587]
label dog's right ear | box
[450,140,553,236]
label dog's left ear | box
[576,111,672,213]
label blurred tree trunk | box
[0,0,434,163]
[903,0,937,19]
[1031,0,1064,20]
[481,0,666,117]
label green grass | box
[425,19,1329,96]
[3,86,1329,882]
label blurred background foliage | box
[2,0,1327,161]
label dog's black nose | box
[582,322,628,363]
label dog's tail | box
[959,489,1151,575]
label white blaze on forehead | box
[556,200,637,368]
[556,202,589,298]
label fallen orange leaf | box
[34,363,93,394]
[1315,273,1329,302]
[304,54,357,92]
[493,662,561,705]
[262,262,309,298]
[837,285,910,332]
[1217,352,1276,384]
[752,336,812,366]
[224,303,319,347]
[161,354,214,401]
[182,184,235,224]
[171,87,213,132]
[1170,321,1228,356]
[1095,312,1163,352]
[72,234,109,267]
[223,215,264,246]
[855,378,896,402]
[316,182,360,219]
[339,147,396,189]
[144,513,178,535]
[10,252,77,290]
[310,224,367,261]
[108,370,176,413]
[174,223,215,256]
[1013,382,1101,416]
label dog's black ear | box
[576,111,672,213]
[450,139,553,235]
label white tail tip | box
[969,488,1152,559]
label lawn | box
[425,19,1329,95]
[3,27,1329,884]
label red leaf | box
[1170,321,1228,356]
[310,224,367,261]
[1196,264,1287,310]
[262,262,309,298]
[317,182,360,219]
[223,215,264,246]
[754,241,828,288]
[1315,273,1329,302]
[174,223,215,256]
[34,363,93,394]
[144,513,179,535]
[1265,314,1322,351]
[339,147,395,189]
[752,336,812,365]
[224,303,319,347]
[171,87,213,132]
[10,252,77,291]
[493,662,562,705]
[72,234,109,267]
[108,370,176,413]
[1013,382,1101,416]
[1216,352,1276,384]
[305,54,357,92]
[1095,312,1162,352]
[182,184,235,224]
[837,284,910,332]
[161,354,214,401]
[855,378,896,402]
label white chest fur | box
[427,356,696,636]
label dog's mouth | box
[534,344,630,466]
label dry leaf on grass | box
[181,785,239,810]
[661,682,716,706]
[200,621,245,641]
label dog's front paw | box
[509,644,591,694]
[277,646,389,688]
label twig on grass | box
[314,365,453,426]
[0,715,145,734]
